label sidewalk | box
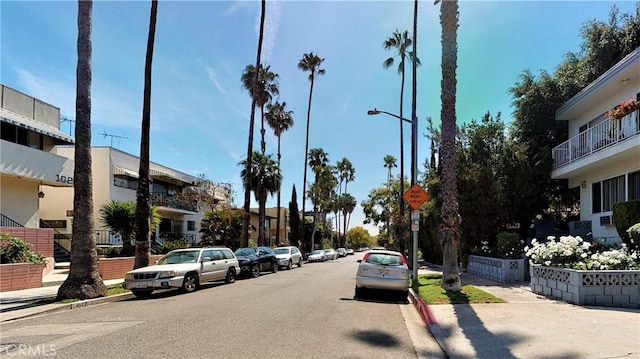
[0,265,129,322]
[414,263,640,359]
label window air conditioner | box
[599,215,614,226]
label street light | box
[367,109,411,123]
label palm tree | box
[383,154,397,243]
[57,0,106,300]
[239,152,282,246]
[298,52,325,253]
[308,166,337,249]
[241,64,279,154]
[341,193,357,246]
[437,0,462,291]
[307,148,329,250]
[100,200,161,255]
[265,101,294,245]
[334,158,353,239]
[240,0,266,248]
[133,0,158,270]
[383,28,420,257]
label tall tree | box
[289,184,300,247]
[239,152,282,246]
[382,154,397,243]
[341,193,357,247]
[297,52,325,254]
[133,0,158,269]
[241,64,279,154]
[57,0,106,300]
[437,0,462,291]
[265,101,294,245]
[241,0,266,248]
[335,157,355,239]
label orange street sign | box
[403,184,429,210]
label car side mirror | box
[202,256,213,262]
[357,259,362,263]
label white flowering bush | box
[627,223,640,245]
[525,235,638,270]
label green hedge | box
[613,200,640,250]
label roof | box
[0,108,74,144]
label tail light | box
[400,255,407,265]
[362,252,370,261]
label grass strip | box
[415,274,506,305]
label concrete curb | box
[0,292,134,322]
[408,288,449,356]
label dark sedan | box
[234,246,279,278]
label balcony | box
[552,110,639,169]
[150,192,198,212]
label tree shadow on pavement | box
[349,329,401,348]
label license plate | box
[132,282,148,288]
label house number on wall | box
[56,175,73,184]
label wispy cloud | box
[206,65,227,94]
[261,1,281,63]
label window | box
[592,175,626,213]
[187,220,195,231]
[114,175,138,190]
[629,171,640,201]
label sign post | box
[403,184,429,280]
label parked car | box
[234,246,278,278]
[307,249,326,262]
[346,248,354,255]
[355,249,409,298]
[336,248,347,257]
[123,247,240,298]
[274,246,303,269]
[323,248,338,260]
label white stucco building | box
[551,47,640,243]
[0,84,75,228]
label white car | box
[323,248,338,260]
[355,249,409,298]
[123,247,240,298]
[274,246,303,269]
[307,249,326,262]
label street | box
[0,252,445,358]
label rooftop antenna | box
[101,131,129,148]
[60,116,75,137]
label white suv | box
[123,247,240,298]
[273,246,303,269]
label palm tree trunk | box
[399,60,406,258]
[440,0,461,291]
[241,0,266,248]
[260,106,266,154]
[275,140,282,245]
[259,196,266,246]
[57,0,106,300]
[134,0,158,270]
[301,75,315,254]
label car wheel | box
[131,289,153,298]
[355,286,364,298]
[286,259,292,270]
[297,258,303,267]
[251,263,261,278]
[271,260,278,273]
[182,273,199,293]
[225,268,236,284]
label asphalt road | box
[0,252,445,359]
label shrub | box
[613,200,640,250]
[496,232,524,259]
[525,235,638,270]
[0,233,47,266]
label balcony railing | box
[552,110,639,169]
[150,192,198,212]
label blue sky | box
[2,1,636,236]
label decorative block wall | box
[530,265,640,309]
[467,255,527,283]
[0,263,43,291]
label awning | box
[113,166,139,178]
[0,108,74,144]
[150,169,171,177]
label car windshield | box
[157,250,200,264]
[273,248,289,255]
[311,250,324,255]
[366,253,402,266]
[234,248,256,257]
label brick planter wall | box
[98,255,164,280]
[530,264,640,309]
[467,255,527,283]
[1,227,55,275]
[0,263,44,291]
